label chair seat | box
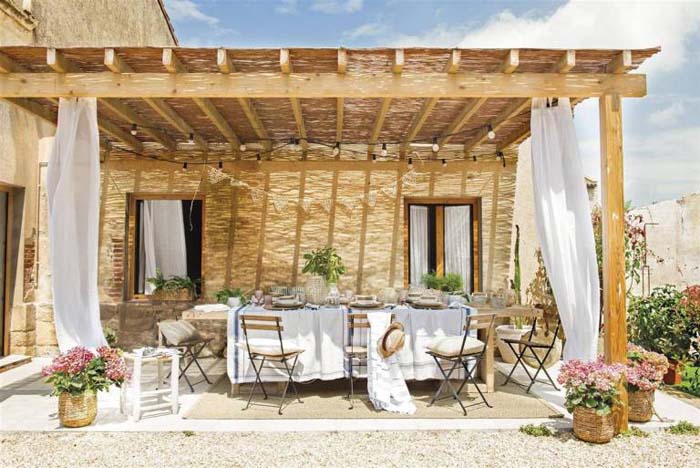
[236,342,305,357]
[502,338,551,349]
[345,345,367,355]
[426,335,485,357]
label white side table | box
[120,352,179,421]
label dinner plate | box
[412,301,446,309]
[349,301,385,309]
[264,302,304,310]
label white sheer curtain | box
[138,200,188,293]
[409,205,429,286]
[530,97,600,362]
[46,98,106,351]
[444,205,472,292]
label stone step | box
[0,354,32,374]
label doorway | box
[0,189,9,356]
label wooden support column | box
[599,93,628,433]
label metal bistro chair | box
[425,313,496,415]
[345,312,395,409]
[158,320,213,393]
[238,314,305,415]
[502,316,562,393]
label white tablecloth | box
[227,304,473,384]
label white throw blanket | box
[366,312,416,415]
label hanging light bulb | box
[239,143,247,152]
[408,157,413,168]
[472,154,477,162]
[487,125,496,140]
[332,142,340,157]
[218,160,223,169]
[498,151,506,167]
[372,154,377,163]
[381,143,388,157]
[293,138,301,150]
[256,153,261,164]
[432,137,440,153]
[442,158,447,167]
[130,123,138,136]
[188,133,195,144]
[182,162,188,172]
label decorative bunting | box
[272,197,288,212]
[367,190,378,208]
[320,198,333,213]
[250,188,265,204]
[300,199,312,212]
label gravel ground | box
[1,430,698,468]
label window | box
[129,195,204,298]
[405,198,480,293]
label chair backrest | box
[462,313,496,357]
[240,314,285,355]
[347,312,395,349]
[525,315,561,348]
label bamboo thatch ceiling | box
[0,46,659,158]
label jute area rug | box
[184,372,562,419]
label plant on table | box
[214,286,245,305]
[420,272,463,293]
[302,247,346,284]
[557,358,625,443]
[625,343,669,422]
[42,346,128,428]
[147,268,199,300]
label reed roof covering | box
[0,46,658,158]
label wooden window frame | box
[403,197,482,292]
[0,184,14,356]
[126,193,206,301]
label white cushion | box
[236,340,304,357]
[426,335,485,357]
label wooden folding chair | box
[158,320,213,393]
[238,314,305,415]
[502,316,561,393]
[425,313,496,415]
[345,312,395,409]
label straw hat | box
[378,322,406,359]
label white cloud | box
[343,21,383,40]
[276,0,298,15]
[647,101,686,126]
[389,23,470,47]
[456,0,700,74]
[310,0,363,14]
[165,0,219,26]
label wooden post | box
[599,93,628,433]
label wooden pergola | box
[0,45,659,429]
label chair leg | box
[525,348,559,393]
[430,357,466,415]
[347,354,354,409]
[462,359,492,408]
[279,355,302,415]
[178,356,195,393]
[245,357,268,410]
[190,343,213,384]
[503,342,535,388]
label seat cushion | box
[426,335,485,357]
[345,345,367,354]
[159,320,203,346]
[236,340,304,357]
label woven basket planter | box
[152,288,193,301]
[572,407,615,444]
[58,391,97,428]
[305,275,327,305]
[629,389,655,423]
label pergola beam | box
[217,48,269,146]
[439,97,488,146]
[555,50,576,73]
[336,49,346,144]
[46,48,143,152]
[281,48,308,150]
[103,48,208,151]
[163,48,240,148]
[368,49,402,157]
[0,72,648,99]
[463,98,531,152]
[607,50,633,74]
[501,49,519,74]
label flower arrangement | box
[42,346,129,396]
[557,359,625,415]
[626,344,669,392]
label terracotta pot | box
[572,406,615,444]
[628,389,655,423]
[58,391,97,428]
[663,359,684,385]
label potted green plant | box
[628,285,693,384]
[558,359,625,443]
[214,286,245,306]
[302,247,346,303]
[42,346,128,428]
[147,268,198,301]
[420,272,463,293]
[625,344,669,422]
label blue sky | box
[165,0,700,207]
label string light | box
[182,162,188,172]
[497,151,506,167]
[442,158,447,167]
[432,137,440,153]
[239,143,247,152]
[218,160,223,169]
[472,154,477,162]
[372,154,377,163]
[130,124,138,136]
[188,133,195,144]
[408,157,413,168]
[487,125,496,140]
[256,153,261,164]
[332,142,340,156]
[381,143,388,157]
